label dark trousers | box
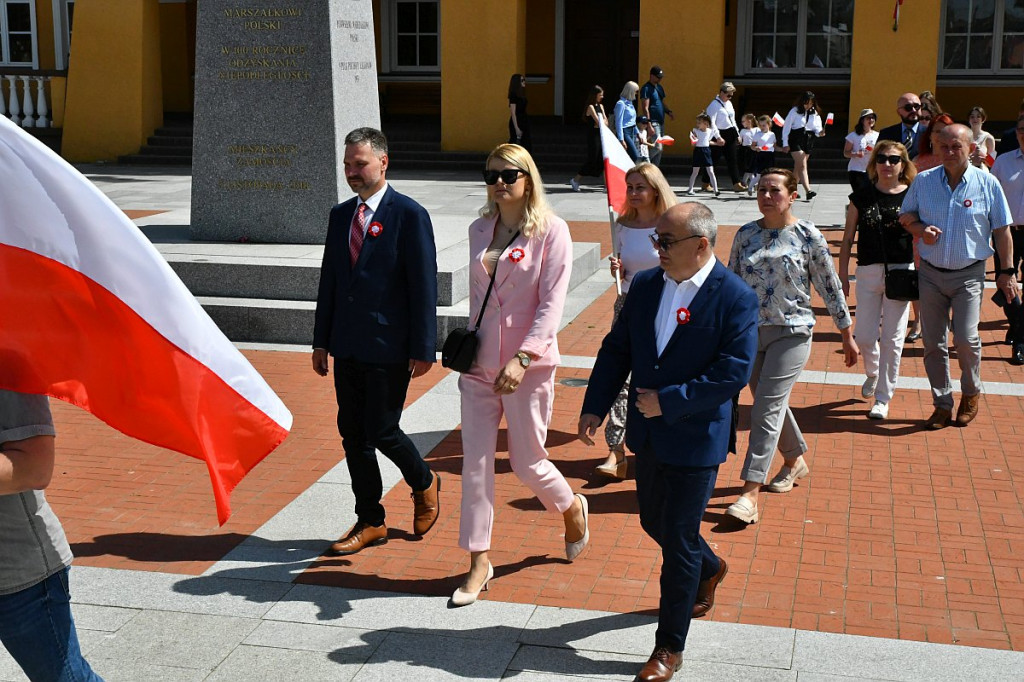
[711,127,741,184]
[334,358,433,527]
[635,447,721,651]
[994,228,1024,343]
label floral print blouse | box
[728,219,851,330]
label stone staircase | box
[119,113,193,165]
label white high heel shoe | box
[451,562,494,607]
[565,493,590,561]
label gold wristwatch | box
[515,351,532,368]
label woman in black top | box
[838,140,917,420]
[508,73,531,152]
[570,85,608,191]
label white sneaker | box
[569,178,580,192]
[685,189,697,196]
[868,401,889,420]
[861,375,878,399]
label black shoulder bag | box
[875,201,919,302]
[441,230,520,372]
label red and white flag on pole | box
[0,116,292,525]
[772,112,785,127]
[599,123,634,213]
[655,135,675,146]
[825,112,835,125]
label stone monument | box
[191,0,379,243]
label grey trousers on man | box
[741,326,811,484]
[919,260,985,410]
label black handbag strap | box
[473,229,521,331]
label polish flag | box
[689,131,699,144]
[772,112,785,127]
[655,135,675,146]
[0,116,292,525]
[986,152,997,167]
[599,122,634,212]
[826,112,835,125]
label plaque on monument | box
[191,0,379,243]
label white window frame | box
[939,0,1024,76]
[380,0,440,75]
[0,0,39,68]
[736,0,854,76]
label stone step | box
[118,153,193,165]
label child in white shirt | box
[635,116,656,162]
[738,113,757,191]
[748,115,777,196]
[685,113,724,196]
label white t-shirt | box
[845,130,880,173]
[739,128,755,146]
[637,128,650,161]
[692,127,716,148]
[616,223,660,293]
[752,129,776,152]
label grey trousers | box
[919,260,985,410]
[741,326,811,484]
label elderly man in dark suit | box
[578,202,758,682]
[878,92,924,160]
[313,127,441,556]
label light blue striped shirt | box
[900,164,1013,270]
[613,98,636,142]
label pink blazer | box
[466,214,572,372]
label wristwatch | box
[998,267,1017,276]
[514,351,532,368]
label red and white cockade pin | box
[676,307,691,325]
[963,199,973,208]
[368,222,384,237]
[509,247,526,263]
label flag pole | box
[608,206,622,296]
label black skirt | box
[692,147,714,168]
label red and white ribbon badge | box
[509,247,526,263]
[963,199,973,208]
[368,222,384,238]
[676,307,691,325]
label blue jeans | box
[620,125,639,161]
[0,568,102,681]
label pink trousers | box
[458,366,575,552]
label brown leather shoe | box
[955,394,980,426]
[327,521,387,556]
[925,407,952,430]
[692,557,728,618]
[636,646,682,681]
[412,472,441,535]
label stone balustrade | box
[0,71,63,129]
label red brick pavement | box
[41,221,1024,651]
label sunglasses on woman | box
[483,169,529,185]
[875,154,903,165]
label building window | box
[390,0,439,72]
[0,0,37,67]
[741,0,853,74]
[942,0,1024,73]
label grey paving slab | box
[352,631,519,681]
[87,660,209,682]
[507,644,647,680]
[84,610,258,670]
[243,620,387,655]
[792,630,1024,682]
[0,651,27,682]
[796,674,889,682]
[265,584,536,640]
[71,603,142,632]
[205,645,364,682]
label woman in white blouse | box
[596,162,677,479]
[843,108,879,193]
[781,91,825,200]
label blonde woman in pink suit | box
[452,144,590,607]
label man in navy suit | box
[578,203,758,682]
[313,127,441,555]
[877,92,923,159]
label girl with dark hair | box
[781,91,825,200]
[570,85,609,191]
[844,108,879,193]
[508,74,531,152]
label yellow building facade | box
[0,0,1020,162]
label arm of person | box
[0,435,56,495]
[585,104,599,127]
[898,183,942,244]
[509,102,521,138]
[806,228,859,366]
[519,219,572,361]
[994,225,1020,301]
[838,202,859,297]
[639,87,651,119]
[405,204,440,370]
[781,109,796,150]
[613,101,626,141]
[843,138,857,159]
[312,206,343,374]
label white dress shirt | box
[654,256,717,355]
[353,182,388,236]
[707,96,737,134]
[992,147,1024,226]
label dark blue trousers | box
[635,447,721,651]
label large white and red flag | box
[599,123,634,214]
[0,115,292,524]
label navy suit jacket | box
[313,185,438,364]
[581,260,758,468]
[878,121,921,159]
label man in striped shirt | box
[900,124,1016,430]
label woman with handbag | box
[725,168,859,525]
[838,141,917,420]
[452,143,589,607]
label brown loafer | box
[955,394,980,426]
[328,521,387,556]
[636,646,682,681]
[412,472,441,535]
[925,407,952,430]
[692,557,728,618]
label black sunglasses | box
[902,103,922,112]
[875,154,904,165]
[649,233,702,251]
[483,168,529,185]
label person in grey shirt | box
[1,389,102,681]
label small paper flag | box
[689,131,699,144]
[826,112,834,125]
[655,135,675,146]
[772,112,785,127]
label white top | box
[973,130,996,172]
[655,256,717,355]
[616,223,660,292]
[782,107,823,147]
[845,130,880,173]
[739,128,755,146]
[637,127,650,160]
[353,182,388,237]
[752,129,776,152]
[992,147,1024,226]
[692,127,717,148]
[706,96,737,133]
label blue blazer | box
[581,260,758,468]
[313,185,438,364]
[877,122,921,159]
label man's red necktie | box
[349,203,367,267]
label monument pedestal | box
[191,1,379,244]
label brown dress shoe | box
[925,407,952,430]
[637,646,682,681]
[328,521,387,556]
[955,394,980,426]
[692,557,728,618]
[412,472,441,535]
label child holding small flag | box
[739,113,757,190]
[685,113,724,196]
[748,115,777,196]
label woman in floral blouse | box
[725,168,859,525]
